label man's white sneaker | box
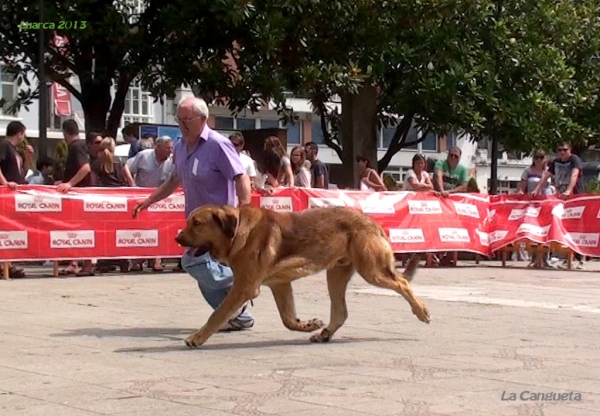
[576,261,584,270]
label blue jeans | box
[180,250,253,322]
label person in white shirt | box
[229,133,257,188]
[403,153,434,191]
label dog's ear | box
[211,211,238,239]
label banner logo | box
[489,230,508,243]
[475,229,489,246]
[50,230,95,248]
[453,202,480,218]
[0,231,28,249]
[561,206,585,220]
[438,228,470,243]
[389,228,425,243]
[15,194,62,212]
[408,200,442,215]
[260,197,293,212]
[148,195,185,212]
[308,198,346,209]
[508,206,541,220]
[516,223,550,237]
[116,230,159,247]
[565,232,599,248]
[83,196,128,212]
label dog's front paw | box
[310,328,332,343]
[413,305,431,324]
[184,335,204,348]
[303,318,325,331]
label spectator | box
[57,119,94,277]
[289,145,312,187]
[305,142,330,188]
[91,137,135,187]
[229,133,257,188]
[533,141,585,269]
[27,156,54,185]
[122,125,140,159]
[0,121,28,278]
[138,135,155,151]
[356,156,386,191]
[87,132,103,163]
[0,121,28,189]
[255,148,281,190]
[264,136,294,187]
[403,153,434,191]
[127,136,174,273]
[433,146,469,196]
[517,149,551,195]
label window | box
[404,124,420,150]
[311,121,324,144]
[381,127,396,149]
[123,80,153,125]
[284,121,301,144]
[215,117,234,130]
[260,119,280,129]
[422,131,438,151]
[0,66,17,115]
[236,118,257,131]
[446,132,457,149]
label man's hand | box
[440,191,450,198]
[560,190,571,199]
[56,182,72,193]
[5,182,18,190]
[530,188,540,196]
[132,199,152,218]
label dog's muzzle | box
[175,234,212,257]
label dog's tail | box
[401,254,420,282]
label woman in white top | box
[289,145,312,187]
[356,156,386,191]
[264,136,295,187]
[403,153,434,191]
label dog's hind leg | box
[355,243,430,324]
[310,264,354,343]
[185,285,259,348]
[269,283,325,332]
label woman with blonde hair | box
[91,137,135,187]
[289,145,312,187]
[517,149,551,195]
[264,136,294,187]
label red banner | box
[52,83,72,116]
[0,186,598,261]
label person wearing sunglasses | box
[433,146,469,197]
[517,149,552,196]
[532,141,585,269]
[532,142,583,198]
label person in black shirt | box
[0,121,27,188]
[58,120,92,191]
[305,142,330,189]
[57,120,95,277]
[0,121,28,278]
[91,137,134,187]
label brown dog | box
[175,204,431,348]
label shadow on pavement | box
[113,335,421,353]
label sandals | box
[9,266,26,278]
[75,270,95,277]
[58,268,78,276]
[152,265,164,273]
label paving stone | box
[1,260,598,415]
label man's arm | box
[448,167,469,193]
[433,161,445,191]
[67,163,91,187]
[126,152,141,175]
[234,174,252,205]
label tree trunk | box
[340,84,378,188]
[80,79,112,136]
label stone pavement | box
[1,260,599,415]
